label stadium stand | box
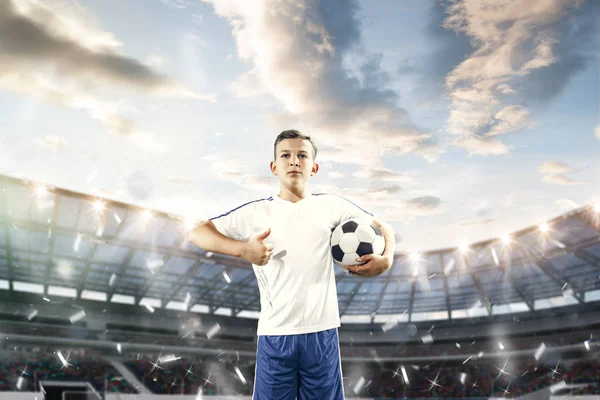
[0,350,138,394]
[0,176,599,399]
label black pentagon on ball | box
[331,244,345,262]
[356,242,373,257]
[342,220,359,233]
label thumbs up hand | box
[241,228,274,266]
[256,228,271,241]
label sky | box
[0,0,598,253]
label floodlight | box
[184,217,197,230]
[34,185,48,197]
[92,199,105,212]
[141,210,153,221]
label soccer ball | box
[331,218,385,267]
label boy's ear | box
[270,160,277,175]
[310,163,319,176]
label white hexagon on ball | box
[355,224,376,243]
[342,252,359,266]
[338,234,359,254]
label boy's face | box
[270,138,319,190]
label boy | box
[189,130,395,399]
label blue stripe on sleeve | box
[209,196,273,221]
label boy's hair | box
[274,129,318,160]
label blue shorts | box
[252,328,344,400]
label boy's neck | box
[278,187,311,203]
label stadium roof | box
[1,174,599,324]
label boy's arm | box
[189,221,274,266]
[373,217,395,267]
[189,220,248,258]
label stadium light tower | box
[412,265,419,277]
[410,252,420,277]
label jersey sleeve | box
[209,203,253,242]
[330,194,375,226]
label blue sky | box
[0,0,598,252]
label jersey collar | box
[274,191,313,204]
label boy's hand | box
[343,254,392,277]
[241,228,274,266]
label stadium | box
[0,174,598,400]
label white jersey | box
[210,192,374,336]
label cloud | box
[217,171,280,192]
[458,218,496,227]
[504,191,517,207]
[401,196,442,216]
[182,33,209,48]
[203,0,444,164]
[538,160,581,185]
[353,167,413,183]
[454,134,509,156]
[102,112,135,136]
[227,69,265,99]
[191,14,204,25]
[199,152,281,192]
[595,124,600,140]
[542,173,583,185]
[537,161,575,174]
[0,0,215,142]
[554,198,580,211]
[397,1,474,104]
[0,69,140,137]
[315,145,380,167]
[441,0,594,155]
[373,184,402,195]
[1,72,170,154]
[9,0,122,53]
[496,84,517,94]
[145,54,169,70]
[1,0,210,99]
[245,175,280,190]
[120,169,154,201]
[335,184,404,204]
[472,200,490,217]
[168,177,196,185]
[365,193,443,225]
[128,133,170,153]
[201,153,248,176]
[486,106,533,137]
[35,135,67,151]
[159,0,191,8]
[517,0,599,105]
